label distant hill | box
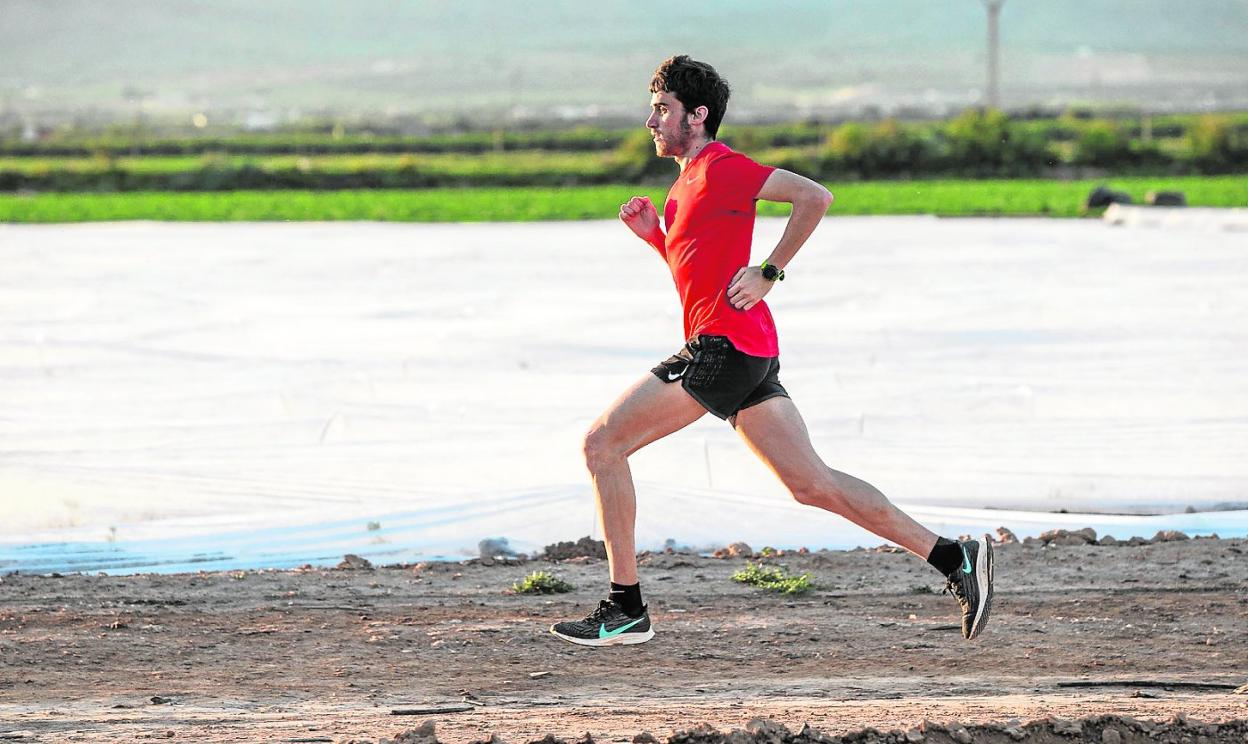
[3,0,1246,127]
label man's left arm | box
[727,169,834,311]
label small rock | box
[1103,729,1122,744]
[479,537,518,560]
[542,536,606,561]
[727,542,753,558]
[1052,717,1083,736]
[1128,536,1150,546]
[633,734,660,744]
[1023,536,1042,546]
[529,671,551,679]
[1086,185,1133,209]
[1153,530,1190,543]
[1147,191,1187,207]
[150,696,171,705]
[384,720,438,744]
[905,728,925,743]
[1005,726,1027,741]
[995,527,1019,544]
[1099,535,1120,546]
[337,554,373,570]
[951,727,973,744]
[1074,527,1098,542]
[745,717,790,744]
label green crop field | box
[1,176,1243,223]
[0,150,619,177]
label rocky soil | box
[1,535,1245,742]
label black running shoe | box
[943,535,994,640]
[550,600,654,647]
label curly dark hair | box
[649,55,731,140]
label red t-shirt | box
[658,141,778,357]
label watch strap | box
[760,261,785,282]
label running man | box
[550,55,993,647]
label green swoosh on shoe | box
[598,617,644,640]
[961,544,974,574]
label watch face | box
[763,265,779,280]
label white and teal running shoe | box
[944,535,994,640]
[550,600,654,647]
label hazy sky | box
[3,0,1246,122]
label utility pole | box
[982,0,1006,109]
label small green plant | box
[732,562,813,595]
[759,546,778,557]
[511,570,574,595]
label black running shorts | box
[651,335,789,423]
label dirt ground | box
[1,537,1245,743]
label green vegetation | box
[4,111,1245,194]
[1,176,1242,223]
[511,571,575,595]
[3,110,1243,221]
[732,562,813,595]
[0,127,625,157]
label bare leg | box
[583,375,707,584]
[733,396,938,559]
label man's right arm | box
[619,196,666,255]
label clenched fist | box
[619,196,662,244]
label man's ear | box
[689,105,709,125]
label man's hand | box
[619,196,662,244]
[727,266,774,311]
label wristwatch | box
[761,261,785,282]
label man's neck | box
[675,138,714,172]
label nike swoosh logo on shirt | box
[599,617,644,639]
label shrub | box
[732,562,813,595]
[941,108,1054,176]
[512,571,574,595]
[1189,115,1248,173]
[1073,121,1133,167]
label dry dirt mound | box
[356,715,1248,744]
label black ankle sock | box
[609,581,644,617]
[926,537,963,577]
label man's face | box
[646,91,696,157]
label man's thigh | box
[590,373,708,457]
[732,395,825,485]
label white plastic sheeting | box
[1,217,1245,573]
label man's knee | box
[790,472,848,511]
[582,423,623,473]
